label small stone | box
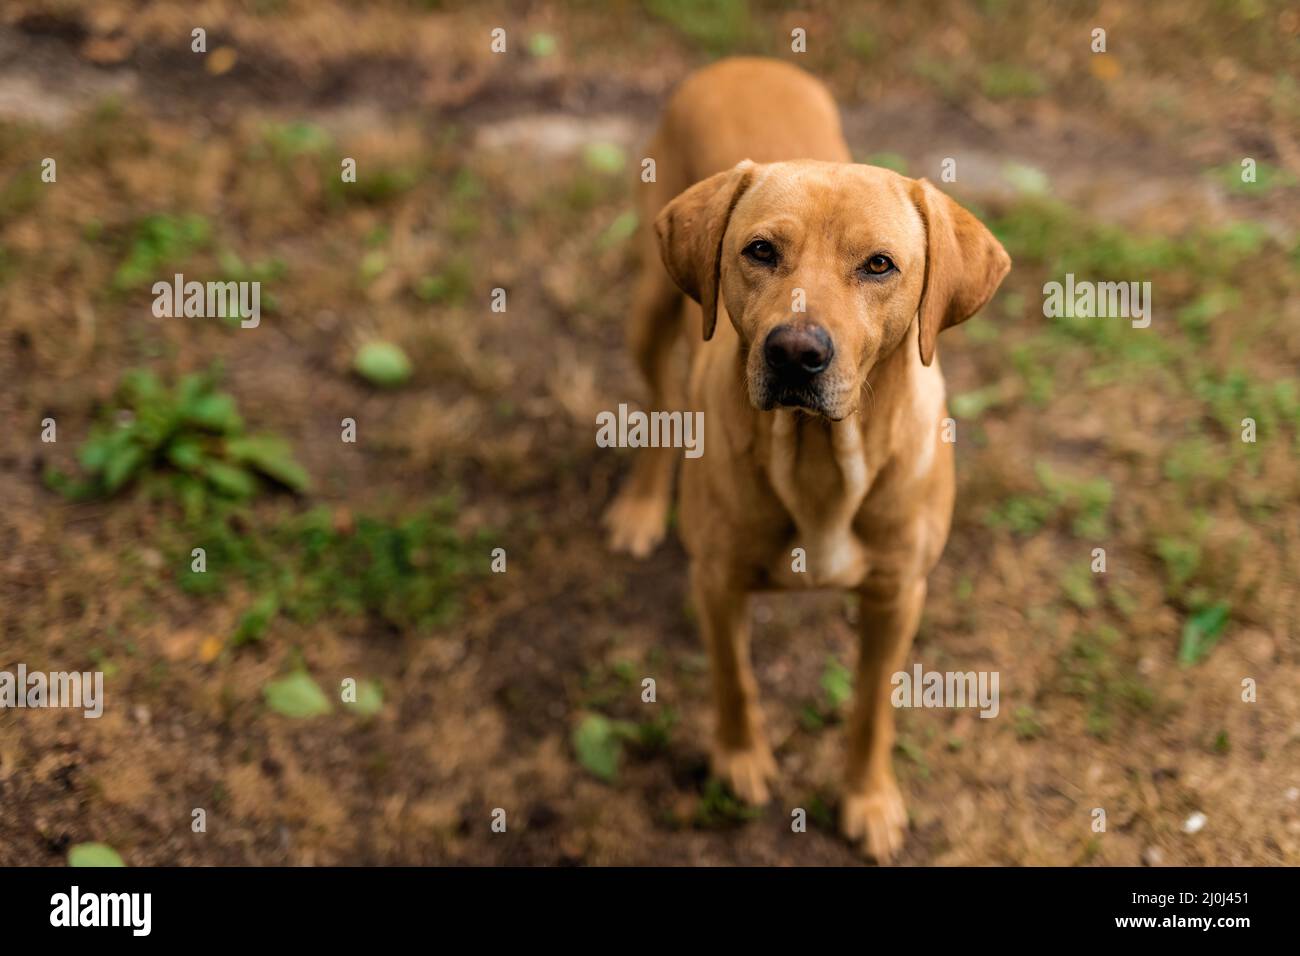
[1182,811,1207,834]
[1141,845,1164,866]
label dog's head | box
[655,159,1010,420]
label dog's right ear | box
[654,160,755,340]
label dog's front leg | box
[841,577,926,861]
[691,566,776,805]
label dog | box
[604,57,1010,861]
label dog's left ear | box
[911,178,1011,366]
[655,159,755,340]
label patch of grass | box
[634,706,679,753]
[1010,342,1054,405]
[911,55,959,98]
[695,778,762,828]
[1059,625,1157,739]
[1178,602,1230,667]
[345,163,425,205]
[257,120,332,164]
[985,461,1112,539]
[1013,706,1045,740]
[216,250,287,317]
[991,196,1269,284]
[895,735,930,778]
[414,256,473,306]
[176,496,484,641]
[579,659,639,711]
[846,28,877,61]
[1061,561,1100,610]
[1207,159,1297,195]
[46,367,308,515]
[645,0,752,54]
[979,63,1045,99]
[820,656,853,712]
[1176,285,1241,340]
[0,166,43,218]
[1195,367,1298,443]
[1155,532,1204,596]
[113,214,211,292]
[862,151,909,174]
[1162,435,1235,496]
[254,121,425,207]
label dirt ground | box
[1,1,1297,866]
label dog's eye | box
[861,255,895,276]
[743,239,778,264]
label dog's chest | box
[765,411,870,589]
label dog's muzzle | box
[760,323,835,413]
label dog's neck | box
[756,324,924,588]
[766,408,870,586]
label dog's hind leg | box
[604,256,685,557]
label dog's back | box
[661,58,850,175]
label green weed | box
[113,214,210,291]
[46,367,308,514]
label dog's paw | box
[711,744,778,806]
[840,778,908,863]
[603,490,668,558]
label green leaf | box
[583,142,626,175]
[528,32,558,57]
[949,385,1005,420]
[1179,603,1230,667]
[165,436,205,472]
[233,591,279,646]
[863,151,909,174]
[122,368,165,406]
[820,656,853,711]
[264,671,332,718]
[1003,162,1050,196]
[68,843,125,867]
[102,442,146,493]
[344,679,384,717]
[226,435,310,493]
[353,341,412,388]
[183,392,242,433]
[78,430,123,473]
[598,209,639,249]
[573,714,626,782]
[202,459,256,499]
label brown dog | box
[605,57,1010,861]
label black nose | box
[763,324,834,378]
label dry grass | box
[0,0,1297,865]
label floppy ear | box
[911,178,1011,366]
[654,160,755,340]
